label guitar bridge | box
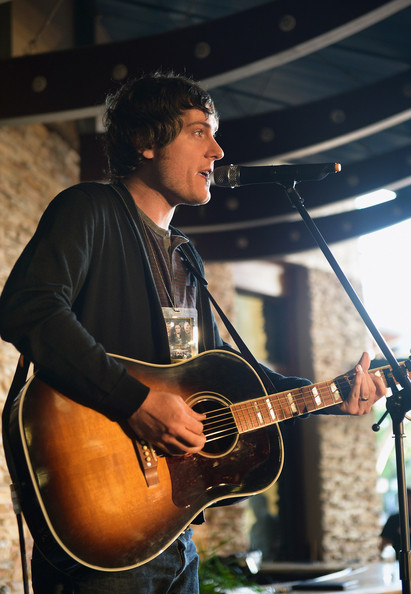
[134,439,160,487]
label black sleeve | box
[0,186,149,421]
[381,514,399,541]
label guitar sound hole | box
[192,396,238,457]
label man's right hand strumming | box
[127,389,206,455]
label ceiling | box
[2,0,411,260]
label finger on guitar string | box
[127,389,206,455]
[336,352,386,415]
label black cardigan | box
[0,182,228,421]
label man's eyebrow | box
[186,120,219,133]
[186,120,211,127]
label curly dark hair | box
[103,71,218,180]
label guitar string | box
[203,364,397,423]
[201,390,336,431]
[201,385,345,439]
[203,363,396,426]
[203,406,291,441]
[199,387,337,429]
[201,383,344,424]
[202,395,339,442]
[200,365,398,443]
[202,363,397,432]
[203,396,372,443]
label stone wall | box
[318,414,381,563]
[303,266,382,563]
[0,123,79,592]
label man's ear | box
[141,147,154,160]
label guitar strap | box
[2,354,30,483]
[180,242,279,394]
[2,354,31,594]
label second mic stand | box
[283,181,411,594]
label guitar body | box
[5,350,284,573]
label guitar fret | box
[233,406,247,432]
[275,396,288,421]
[244,405,255,430]
[330,382,340,401]
[312,386,322,407]
[257,400,271,425]
[300,385,319,412]
[286,392,299,415]
[253,401,264,426]
[274,391,301,418]
[296,382,342,414]
[235,401,263,431]
[328,381,342,406]
[380,366,404,396]
[381,368,393,390]
[265,398,276,421]
[372,368,391,396]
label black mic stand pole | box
[282,181,411,594]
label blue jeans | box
[31,529,199,593]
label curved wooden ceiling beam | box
[203,0,411,88]
[0,0,408,124]
[217,68,411,164]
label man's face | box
[142,109,224,207]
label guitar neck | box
[231,360,409,434]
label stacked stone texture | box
[307,267,381,563]
[0,124,79,592]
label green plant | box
[198,543,263,594]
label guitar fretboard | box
[231,360,409,434]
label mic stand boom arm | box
[283,181,411,594]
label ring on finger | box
[359,397,369,401]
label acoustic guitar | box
[4,349,407,574]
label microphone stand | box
[282,180,411,594]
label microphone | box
[212,163,341,187]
